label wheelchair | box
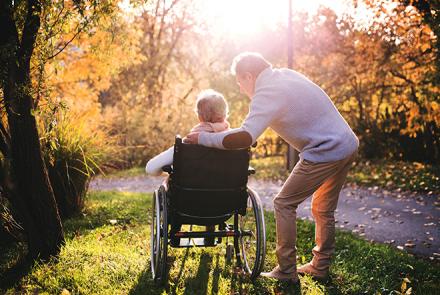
[150,136,266,285]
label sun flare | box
[199,0,348,37]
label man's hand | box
[183,132,200,144]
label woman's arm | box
[145,146,174,176]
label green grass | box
[2,191,439,294]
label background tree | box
[0,0,119,260]
[0,0,64,260]
[102,0,212,166]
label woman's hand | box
[183,132,200,144]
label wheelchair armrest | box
[248,166,256,175]
[162,165,173,174]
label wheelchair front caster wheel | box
[226,244,234,263]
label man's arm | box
[223,131,252,149]
[184,130,252,149]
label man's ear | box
[244,72,253,81]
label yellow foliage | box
[40,12,140,129]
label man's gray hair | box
[230,52,271,77]
[195,89,229,122]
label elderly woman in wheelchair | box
[146,90,266,285]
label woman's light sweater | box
[199,67,359,163]
[145,121,230,175]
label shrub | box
[41,111,115,219]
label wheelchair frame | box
[150,137,266,285]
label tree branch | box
[18,0,42,78]
[43,2,67,41]
[46,24,83,60]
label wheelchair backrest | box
[168,136,250,218]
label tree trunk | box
[1,0,64,260]
[6,88,64,259]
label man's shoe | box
[297,263,329,281]
[261,266,299,283]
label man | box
[185,52,359,283]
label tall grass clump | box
[41,110,116,219]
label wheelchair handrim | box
[240,189,265,279]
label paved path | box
[90,175,440,260]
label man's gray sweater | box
[199,67,359,163]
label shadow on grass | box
[170,248,190,294]
[183,252,212,295]
[63,208,132,236]
[128,267,166,295]
[210,253,221,295]
[0,253,33,291]
[129,250,217,295]
[273,280,302,295]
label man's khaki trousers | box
[274,152,357,275]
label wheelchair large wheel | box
[239,187,266,280]
[150,186,168,284]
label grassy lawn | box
[2,191,439,294]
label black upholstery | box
[167,137,250,224]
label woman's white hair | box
[195,89,229,122]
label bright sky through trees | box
[119,0,353,36]
[198,0,349,36]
